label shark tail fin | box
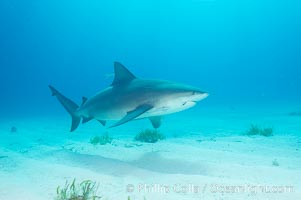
[49,85,81,132]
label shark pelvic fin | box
[149,116,162,129]
[109,104,153,128]
[111,62,136,86]
[49,85,81,132]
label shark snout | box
[202,92,209,98]
[192,91,209,101]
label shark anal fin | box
[110,104,153,128]
[82,117,106,126]
[97,120,106,126]
[149,116,162,129]
[111,62,136,86]
[82,116,93,124]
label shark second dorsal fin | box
[81,96,88,106]
[111,62,136,86]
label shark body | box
[49,62,208,131]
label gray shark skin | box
[49,62,208,131]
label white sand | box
[0,106,301,199]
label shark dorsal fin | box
[111,62,136,86]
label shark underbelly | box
[81,93,197,121]
[87,103,136,120]
[90,100,196,121]
[139,101,196,118]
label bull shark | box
[49,62,208,131]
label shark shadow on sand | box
[45,150,208,177]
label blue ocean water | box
[1,0,300,118]
[1,1,301,199]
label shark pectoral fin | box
[149,116,162,129]
[109,104,153,128]
[82,117,93,124]
[97,120,106,126]
[111,62,136,86]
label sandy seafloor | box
[0,105,301,200]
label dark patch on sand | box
[45,150,207,177]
